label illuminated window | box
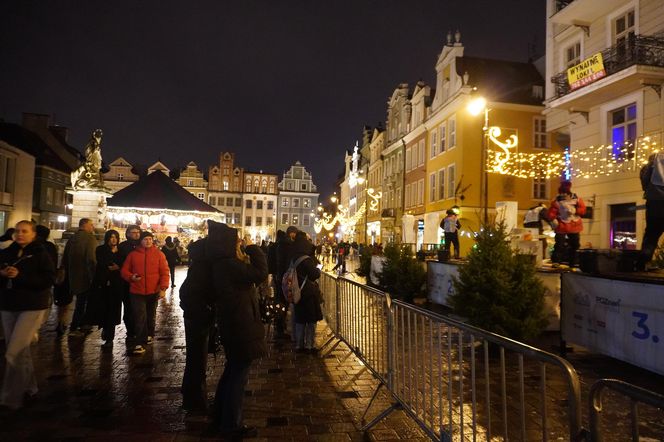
[282,198,289,207]
[292,214,299,225]
[223,181,229,190]
[117,173,124,181]
[610,103,637,160]
[303,199,310,208]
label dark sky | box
[0,0,545,198]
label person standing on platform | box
[118,225,141,342]
[548,181,586,267]
[441,209,461,259]
[63,218,97,336]
[639,151,664,270]
[0,220,55,409]
[161,236,181,288]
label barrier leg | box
[360,382,402,431]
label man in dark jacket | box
[179,234,215,412]
[639,152,664,270]
[118,224,141,340]
[206,221,267,438]
[64,218,98,335]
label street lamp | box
[467,96,490,224]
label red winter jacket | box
[548,193,586,234]
[121,246,170,295]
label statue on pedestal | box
[71,129,106,190]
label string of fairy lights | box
[488,135,660,179]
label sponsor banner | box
[567,52,606,90]
[562,273,664,376]
[427,262,561,331]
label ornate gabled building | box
[366,125,385,244]
[242,170,278,242]
[208,152,244,229]
[277,161,319,240]
[545,0,664,250]
[103,157,140,193]
[147,161,170,176]
[177,161,208,201]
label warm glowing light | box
[487,126,519,174]
[467,97,487,116]
[367,188,382,212]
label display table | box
[426,261,562,331]
[561,271,664,376]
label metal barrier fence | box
[320,272,587,441]
[589,379,664,441]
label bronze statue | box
[71,129,105,190]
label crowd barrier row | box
[318,271,664,441]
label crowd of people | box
[0,218,326,438]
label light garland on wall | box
[313,202,367,234]
[106,206,224,228]
[367,188,382,212]
[487,135,660,180]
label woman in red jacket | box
[121,231,170,355]
[548,181,586,267]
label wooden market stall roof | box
[107,170,219,212]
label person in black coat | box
[269,230,289,338]
[205,221,267,438]
[117,225,141,340]
[291,231,322,353]
[179,234,216,413]
[161,236,180,288]
[0,220,56,409]
[90,230,124,348]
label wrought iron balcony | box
[551,34,664,100]
[555,0,574,13]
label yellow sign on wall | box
[567,53,606,90]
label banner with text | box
[567,52,606,90]
[562,273,664,376]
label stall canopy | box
[107,170,218,212]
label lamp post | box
[467,97,489,224]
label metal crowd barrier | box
[589,379,664,441]
[319,271,586,441]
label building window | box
[253,180,259,193]
[235,198,242,207]
[209,196,216,205]
[301,183,307,191]
[439,125,446,153]
[282,198,289,207]
[417,179,424,205]
[269,180,275,193]
[222,181,229,190]
[438,169,445,201]
[223,166,230,176]
[287,182,294,190]
[226,197,233,206]
[429,173,436,202]
[197,193,204,200]
[245,179,251,192]
[293,198,300,208]
[533,177,547,200]
[245,216,252,226]
[256,200,263,210]
[256,217,262,226]
[447,164,456,199]
[404,183,411,208]
[117,173,124,181]
[281,213,289,224]
[245,200,253,209]
[233,213,241,225]
[565,42,581,68]
[396,151,402,171]
[292,214,299,225]
[267,201,274,210]
[418,140,425,166]
[261,180,267,193]
[303,199,310,208]
[534,117,547,149]
[405,147,412,171]
[46,187,53,205]
[610,103,637,160]
[613,9,635,57]
[187,179,193,186]
[267,216,273,226]
[430,131,437,158]
[303,215,310,226]
[448,117,456,149]
[226,212,234,223]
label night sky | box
[0,1,545,197]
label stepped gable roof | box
[0,122,72,172]
[455,56,544,105]
[107,170,220,212]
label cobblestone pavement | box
[0,266,429,442]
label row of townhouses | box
[336,0,663,255]
[1,113,319,241]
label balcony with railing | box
[551,0,625,24]
[549,34,664,109]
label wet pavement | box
[0,266,430,441]
[1,261,663,441]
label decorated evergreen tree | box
[377,243,426,303]
[449,222,548,341]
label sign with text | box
[561,273,664,376]
[567,52,606,90]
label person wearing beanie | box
[547,181,586,267]
[117,224,142,340]
[121,230,170,354]
[639,152,664,270]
